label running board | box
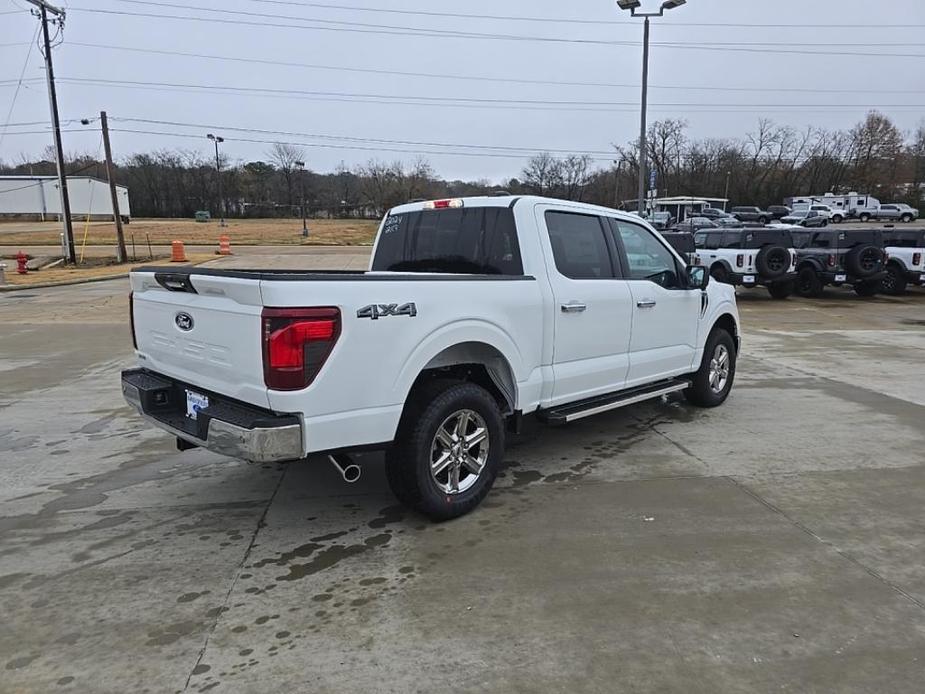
[538,379,691,425]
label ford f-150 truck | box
[122,196,740,520]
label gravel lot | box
[2,262,925,693]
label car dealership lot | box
[2,275,925,692]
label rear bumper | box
[903,270,924,283]
[819,271,887,284]
[121,368,304,463]
[732,271,797,286]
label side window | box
[694,232,708,248]
[721,232,741,249]
[791,232,810,248]
[613,220,682,288]
[811,233,831,248]
[544,211,613,280]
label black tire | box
[767,281,794,300]
[832,215,843,224]
[821,219,828,227]
[795,267,824,298]
[685,329,736,408]
[710,264,730,284]
[854,282,879,297]
[755,245,790,279]
[758,216,769,225]
[901,214,913,223]
[880,264,907,296]
[385,381,504,521]
[845,244,885,278]
[859,213,871,223]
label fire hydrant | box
[16,251,28,275]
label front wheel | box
[685,329,736,408]
[385,381,504,521]
[859,213,871,223]
[901,214,914,223]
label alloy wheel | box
[429,409,489,495]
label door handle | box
[636,299,657,309]
[561,302,587,313]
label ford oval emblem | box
[175,312,194,331]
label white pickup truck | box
[122,196,740,519]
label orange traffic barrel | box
[218,234,232,255]
[171,240,188,262]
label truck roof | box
[388,195,646,224]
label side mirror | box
[687,265,709,290]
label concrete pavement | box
[2,272,925,692]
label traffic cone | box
[217,235,232,255]
[171,240,188,262]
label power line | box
[70,6,925,58]
[61,42,925,95]
[125,0,925,30]
[52,76,925,112]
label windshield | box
[372,206,523,275]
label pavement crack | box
[182,464,288,691]
[725,475,925,613]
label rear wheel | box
[795,267,824,298]
[767,281,794,300]
[859,213,871,222]
[686,329,736,408]
[880,264,907,295]
[385,381,504,521]
[710,264,730,284]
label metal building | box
[0,175,131,221]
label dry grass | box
[0,218,379,247]
[3,253,214,288]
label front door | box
[538,207,634,405]
[609,218,701,387]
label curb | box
[0,273,131,292]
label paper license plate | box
[834,274,847,282]
[186,390,209,420]
[743,275,755,283]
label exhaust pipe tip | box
[328,454,362,483]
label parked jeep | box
[791,229,887,297]
[694,228,797,299]
[730,206,772,224]
[660,231,697,264]
[881,229,925,295]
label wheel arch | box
[887,257,908,272]
[709,313,740,354]
[411,341,517,415]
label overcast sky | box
[1,0,924,181]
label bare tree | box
[522,152,563,195]
[268,142,305,211]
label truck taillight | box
[736,254,744,267]
[828,254,837,267]
[262,307,340,391]
[914,252,922,266]
[129,291,137,349]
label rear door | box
[537,206,633,404]
[609,218,700,387]
[130,270,271,408]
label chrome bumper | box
[122,371,303,463]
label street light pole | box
[616,0,688,216]
[295,161,308,237]
[207,133,226,227]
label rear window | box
[371,207,523,275]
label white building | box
[0,175,131,221]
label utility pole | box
[295,160,308,237]
[207,133,226,227]
[100,111,127,263]
[27,0,75,263]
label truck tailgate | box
[130,270,270,409]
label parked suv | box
[767,205,791,220]
[791,229,887,297]
[694,228,797,299]
[858,204,920,223]
[672,217,718,233]
[730,206,772,224]
[881,229,925,295]
[778,209,828,227]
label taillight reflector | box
[736,254,744,267]
[262,307,340,391]
[913,252,921,266]
[828,254,837,267]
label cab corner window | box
[613,220,682,288]
[545,211,613,280]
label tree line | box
[2,111,922,218]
